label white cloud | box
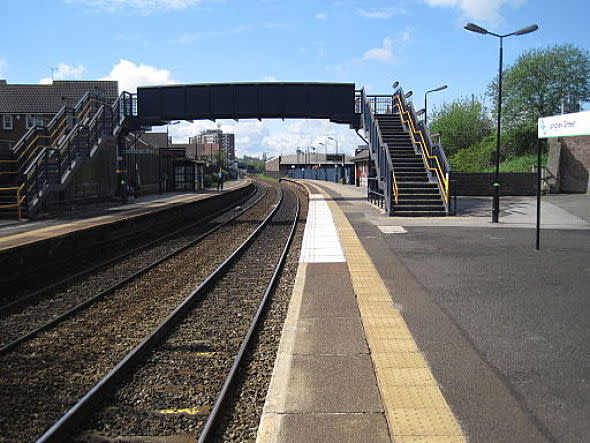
[422,0,526,23]
[0,58,7,75]
[64,0,205,13]
[163,118,362,160]
[362,37,394,63]
[314,13,328,20]
[400,31,410,41]
[355,7,406,19]
[262,76,278,82]
[39,62,86,84]
[102,59,175,92]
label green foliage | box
[429,97,492,156]
[501,122,538,158]
[481,153,547,173]
[449,135,495,172]
[256,173,280,182]
[240,155,265,172]
[488,44,590,126]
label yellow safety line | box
[307,182,465,442]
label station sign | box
[538,111,590,138]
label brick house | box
[0,80,118,153]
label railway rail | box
[0,181,284,442]
[30,182,300,442]
[0,183,255,304]
[0,182,270,352]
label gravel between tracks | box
[0,184,265,349]
[0,184,280,443]
[71,183,300,442]
[212,180,309,442]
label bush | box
[450,136,495,172]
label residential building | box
[190,129,235,160]
[0,80,118,153]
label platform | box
[0,179,248,252]
[258,180,590,442]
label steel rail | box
[0,182,258,315]
[36,185,286,443]
[0,182,269,355]
[197,184,300,442]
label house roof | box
[0,80,118,114]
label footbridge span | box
[1,82,451,218]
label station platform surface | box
[258,180,590,442]
[0,179,247,252]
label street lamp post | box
[424,84,447,128]
[464,22,538,223]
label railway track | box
[34,182,300,443]
[0,182,269,352]
[0,183,256,305]
[0,181,284,442]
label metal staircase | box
[0,90,136,218]
[358,87,452,216]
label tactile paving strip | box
[306,183,465,442]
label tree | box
[429,97,493,156]
[488,44,590,126]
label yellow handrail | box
[0,184,25,219]
[393,96,449,203]
[392,169,399,205]
[0,97,105,173]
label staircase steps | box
[374,112,447,217]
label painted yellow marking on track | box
[306,182,465,442]
[156,406,210,415]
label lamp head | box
[392,81,400,89]
[404,90,413,99]
[464,23,489,34]
[416,108,426,116]
[512,24,538,36]
[434,84,448,92]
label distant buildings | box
[189,129,235,161]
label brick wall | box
[451,172,537,196]
[559,135,590,193]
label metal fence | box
[287,166,354,184]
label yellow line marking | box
[306,182,465,441]
[156,406,210,415]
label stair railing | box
[359,89,396,214]
[20,90,136,214]
[394,90,450,206]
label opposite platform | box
[0,179,247,252]
[257,182,465,442]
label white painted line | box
[377,225,408,234]
[299,195,345,263]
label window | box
[26,114,35,129]
[2,115,13,130]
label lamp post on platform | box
[424,84,447,128]
[464,22,538,223]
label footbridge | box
[0,82,451,218]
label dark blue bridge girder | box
[135,82,361,129]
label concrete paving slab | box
[291,317,368,354]
[259,413,391,443]
[281,353,384,413]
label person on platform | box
[217,171,224,190]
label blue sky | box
[1,0,588,158]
